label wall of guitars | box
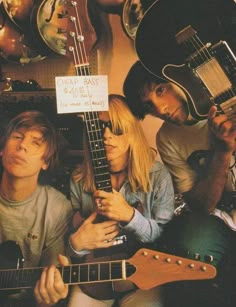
[0,0,163,159]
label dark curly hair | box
[123,61,165,119]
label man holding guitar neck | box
[0,111,73,306]
[123,61,236,306]
[68,94,175,306]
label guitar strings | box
[186,34,235,108]
[68,2,111,191]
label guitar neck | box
[0,260,129,290]
[83,111,112,192]
[0,248,217,291]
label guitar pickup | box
[57,28,67,34]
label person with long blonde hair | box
[68,94,175,306]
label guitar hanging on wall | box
[64,0,132,300]
[0,3,45,64]
[135,0,236,121]
[1,0,35,31]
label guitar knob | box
[193,253,201,260]
[204,255,214,263]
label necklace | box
[110,168,127,175]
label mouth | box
[104,144,115,152]
[11,156,27,164]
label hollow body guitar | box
[0,241,216,301]
[135,0,236,121]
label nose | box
[17,138,28,151]
[155,102,169,116]
[103,126,113,140]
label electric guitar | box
[0,241,216,293]
[135,0,236,121]
[64,0,218,300]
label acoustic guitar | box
[30,0,69,55]
[0,241,216,296]
[135,0,236,121]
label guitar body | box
[2,0,35,31]
[78,234,144,300]
[0,240,23,270]
[0,4,45,64]
[135,0,236,120]
[0,241,24,301]
[163,64,213,120]
[30,0,69,55]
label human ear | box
[41,162,49,171]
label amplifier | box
[0,90,84,151]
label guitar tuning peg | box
[204,255,214,263]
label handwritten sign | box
[55,75,108,114]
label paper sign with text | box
[55,75,108,114]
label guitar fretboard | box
[0,260,135,290]
[84,112,112,192]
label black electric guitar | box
[0,241,216,297]
[135,0,236,121]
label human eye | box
[32,139,42,147]
[156,85,165,96]
[11,132,22,140]
[113,127,123,136]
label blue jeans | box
[158,212,235,307]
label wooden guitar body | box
[135,0,236,120]
[1,0,35,31]
[0,3,45,64]
[30,0,69,55]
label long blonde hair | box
[72,94,156,192]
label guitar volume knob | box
[193,253,201,260]
[205,255,214,263]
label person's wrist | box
[69,234,81,252]
[120,207,135,226]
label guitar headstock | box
[128,248,217,290]
[65,0,97,64]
